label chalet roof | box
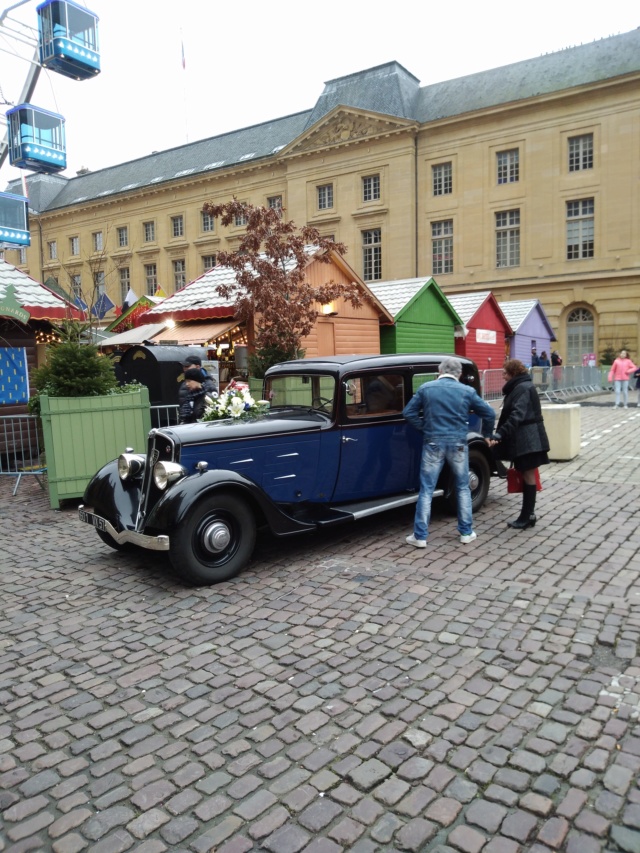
[445,292,493,325]
[498,298,556,340]
[0,259,81,321]
[8,29,640,214]
[99,323,169,348]
[367,277,428,317]
[367,276,462,325]
[142,248,393,325]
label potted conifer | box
[31,322,151,509]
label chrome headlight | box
[118,453,146,481]
[153,461,187,490]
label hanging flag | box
[123,287,138,309]
[181,40,186,70]
[74,295,88,312]
[155,286,167,298]
[92,292,115,319]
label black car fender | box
[146,469,316,537]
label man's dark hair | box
[183,355,202,367]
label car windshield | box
[265,374,336,412]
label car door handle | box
[342,436,358,443]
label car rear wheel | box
[446,448,491,513]
[169,492,256,585]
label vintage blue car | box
[79,354,500,585]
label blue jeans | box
[614,380,629,406]
[414,441,472,540]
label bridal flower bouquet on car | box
[201,385,270,422]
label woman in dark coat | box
[489,359,550,529]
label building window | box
[92,231,103,252]
[497,149,519,184]
[496,209,520,268]
[431,220,453,274]
[569,134,593,172]
[362,229,382,281]
[362,175,380,202]
[171,215,184,238]
[173,259,186,289]
[71,274,82,300]
[201,211,215,232]
[566,307,594,365]
[317,184,333,210]
[566,198,594,259]
[432,163,452,196]
[234,209,248,227]
[119,267,130,304]
[47,240,57,260]
[19,247,27,265]
[93,270,105,296]
[267,195,283,211]
[144,263,157,296]
[69,236,79,255]
[202,254,216,272]
[143,221,155,242]
[117,226,128,247]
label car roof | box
[265,353,477,377]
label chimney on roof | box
[76,166,91,176]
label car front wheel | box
[169,492,257,586]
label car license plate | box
[79,509,106,532]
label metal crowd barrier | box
[150,404,179,428]
[0,415,47,496]
[481,365,606,403]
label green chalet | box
[367,277,462,354]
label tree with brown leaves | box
[201,199,363,375]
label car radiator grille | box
[136,431,178,531]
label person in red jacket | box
[608,350,638,409]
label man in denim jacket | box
[402,357,495,549]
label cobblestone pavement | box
[2,393,640,853]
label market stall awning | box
[99,323,169,348]
[152,319,239,345]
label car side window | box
[412,370,438,393]
[345,374,404,418]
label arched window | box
[566,307,594,365]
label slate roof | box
[7,29,640,213]
[0,259,81,320]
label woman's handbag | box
[507,465,542,493]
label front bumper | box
[79,505,170,551]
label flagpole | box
[181,31,189,144]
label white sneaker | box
[460,531,477,544]
[405,534,426,549]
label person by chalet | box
[178,368,207,424]
[182,355,218,396]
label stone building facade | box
[4,28,640,364]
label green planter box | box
[40,388,151,509]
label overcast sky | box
[0,1,638,183]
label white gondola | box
[37,0,100,81]
[0,193,30,247]
[6,104,66,173]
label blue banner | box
[0,347,29,404]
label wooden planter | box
[40,388,151,509]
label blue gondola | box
[0,193,30,247]
[6,104,66,173]
[37,0,100,81]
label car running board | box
[315,489,444,527]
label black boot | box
[508,483,537,529]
